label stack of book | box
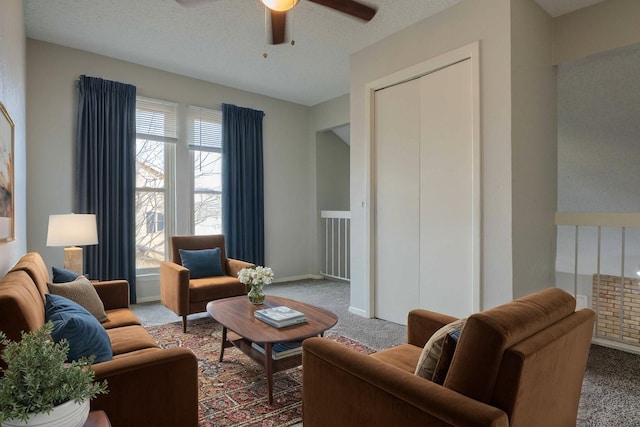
[251,341,303,360]
[254,305,307,328]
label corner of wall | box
[510,0,557,298]
[0,0,27,275]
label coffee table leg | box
[265,343,274,405]
[219,326,227,362]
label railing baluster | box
[325,217,329,275]
[596,226,601,338]
[574,225,579,298]
[620,227,626,341]
[320,211,351,282]
[555,212,640,351]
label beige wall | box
[553,0,640,64]
[26,40,314,300]
[350,0,515,314]
[316,131,349,213]
[0,0,27,274]
[315,130,350,275]
[510,0,557,297]
[308,94,350,275]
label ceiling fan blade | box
[308,0,377,21]
[270,10,287,45]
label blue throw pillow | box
[179,248,224,279]
[52,266,80,283]
[45,294,112,363]
[432,326,464,385]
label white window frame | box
[135,97,177,274]
[186,105,223,235]
[134,99,224,275]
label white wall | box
[0,1,27,274]
[350,0,514,315]
[26,40,314,300]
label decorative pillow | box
[414,318,466,381]
[45,294,112,364]
[47,275,108,323]
[432,327,463,385]
[52,266,80,283]
[179,247,224,279]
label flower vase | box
[248,283,265,304]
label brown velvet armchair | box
[303,288,595,427]
[160,234,254,332]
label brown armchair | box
[303,288,595,427]
[160,234,254,332]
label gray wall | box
[558,43,640,215]
[554,0,640,303]
[26,40,316,300]
[556,43,640,283]
[0,0,27,274]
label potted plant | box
[0,322,108,427]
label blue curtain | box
[222,103,265,265]
[76,75,137,303]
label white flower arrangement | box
[238,266,274,287]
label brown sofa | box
[160,234,254,332]
[302,288,595,427]
[0,252,198,427]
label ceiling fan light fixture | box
[261,0,299,12]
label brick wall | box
[592,275,640,344]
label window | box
[134,99,224,271]
[145,211,165,234]
[135,98,177,269]
[187,106,223,235]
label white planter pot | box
[2,399,89,427]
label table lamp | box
[46,213,98,276]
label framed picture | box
[0,102,14,242]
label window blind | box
[136,97,178,143]
[187,105,222,151]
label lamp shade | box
[46,214,98,247]
[261,0,299,12]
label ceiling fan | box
[176,0,378,45]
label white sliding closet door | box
[374,78,421,324]
[374,58,474,324]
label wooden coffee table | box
[206,295,338,404]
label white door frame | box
[363,41,482,318]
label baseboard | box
[136,295,161,304]
[133,274,325,305]
[273,274,323,283]
[348,306,369,318]
[592,337,640,355]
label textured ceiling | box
[533,0,605,17]
[24,0,606,107]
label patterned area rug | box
[146,317,374,427]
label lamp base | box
[63,246,84,276]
